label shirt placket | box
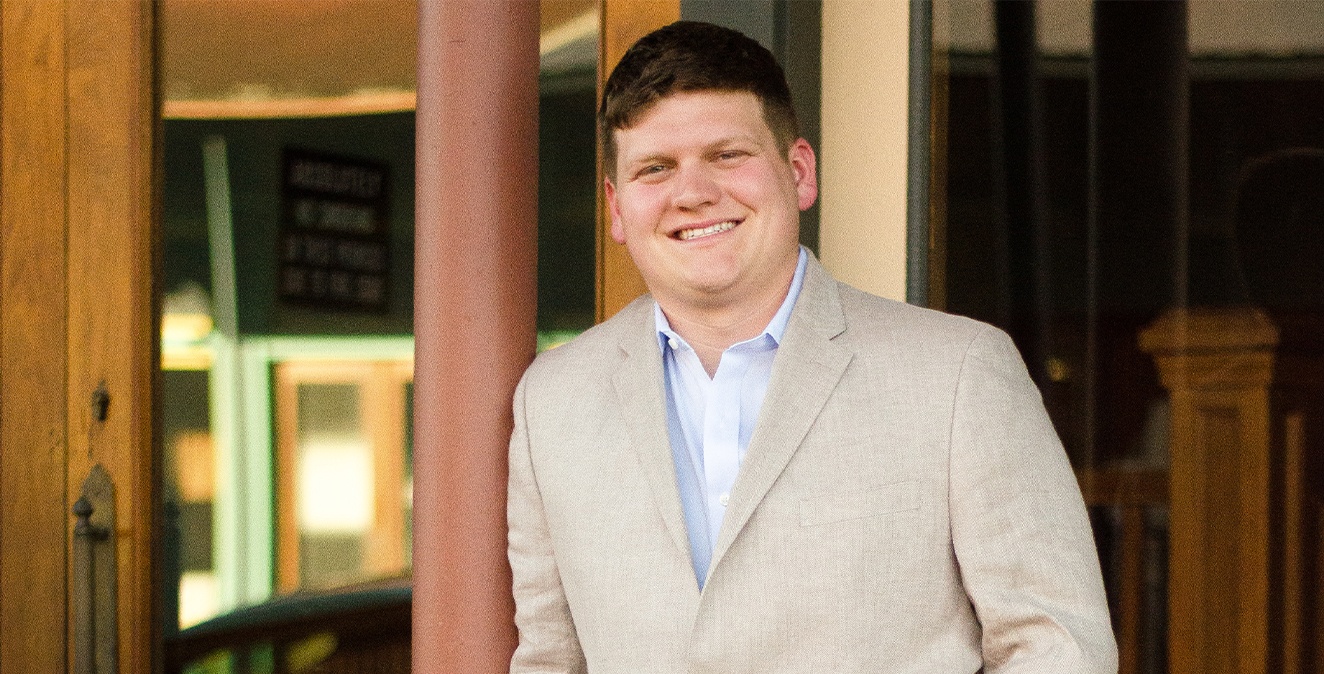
[702,349,746,549]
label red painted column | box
[413,1,538,671]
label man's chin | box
[676,278,745,311]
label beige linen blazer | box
[508,258,1117,673]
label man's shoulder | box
[523,295,651,383]
[795,254,994,353]
[830,280,993,351]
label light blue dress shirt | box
[656,248,808,588]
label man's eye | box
[716,150,746,162]
[636,164,667,178]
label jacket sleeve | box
[507,372,588,674]
[948,326,1119,674]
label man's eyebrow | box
[643,135,756,158]
[619,154,675,179]
[626,153,674,167]
[704,134,758,149]
[622,133,764,170]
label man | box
[508,20,1116,673]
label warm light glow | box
[161,312,215,370]
[163,90,417,120]
[163,312,214,344]
[540,7,596,55]
[179,571,220,629]
[173,431,216,502]
[162,282,214,368]
[298,440,375,533]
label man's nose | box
[671,164,721,210]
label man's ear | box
[605,177,627,244]
[788,138,818,212]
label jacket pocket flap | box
[799,480,920,527]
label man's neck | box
[658,274,795,377]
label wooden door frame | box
[594,0,679,321]
[0,1,160,672]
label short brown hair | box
[600,21,800,178]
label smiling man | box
[507,21,1117,674]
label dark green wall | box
[538,82,598,331]
[163,82,600,337]
[164,113,417,335]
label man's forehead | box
[613,91,771,147]
[617,88,762,125]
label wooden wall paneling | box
[64,1,158,671]
[595,0,679,322]
[819,0,912,302]
[395,360,415,573]
[0,0,70,671]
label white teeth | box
[677,221,736,240]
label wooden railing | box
[1139,307,1323,674]
[166,578,410,674]
[1079,467,1169,674]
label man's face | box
[605,90,817,313]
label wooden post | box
[413,1,539,671]
[1140,307,1324,674]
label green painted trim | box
[193,329,581,617]
[203,136,274,614]
[218,334,414,609]
[536,330,582,352]
[207,334,246,613]
[203,137,239,337]
[247,335,415,361]
[906,0,933,307]
[240,342,277,604]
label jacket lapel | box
[611,298,694,560]
[708,259,852,577]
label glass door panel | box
[930,2,1324,671]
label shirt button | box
[668,337,679,349]
[719,493,730,507]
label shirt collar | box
[655,247,808,351]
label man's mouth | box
[675,220,738,241]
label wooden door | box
[0,1,159,672]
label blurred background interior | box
[154,1,1322,673]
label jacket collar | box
[707,255,852,580]
[610,254,853,588]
